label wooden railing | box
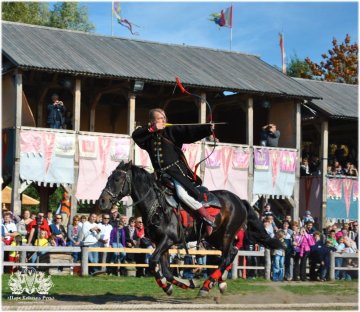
[2,246,357,281]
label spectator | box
[272,230,286,281]
[16,209,32,243]
[282,221,294,281]
[309,231,333,281]
[59,191,71,227]
[262,203,273,218]
[348,221,358,247]
[309,155,321,175]
[81,213,102,274]
[124,217,139,263]
[120,215,128,226]
[50,214,67,246]
[326,230,338,248]
[109,220,126,273]
[284,215,292,225]
[263,217,275,238]
[98,213,113,273]
[260,123,280,147]
[47,93,65,129]
[29,230,49,263]
[30,212,37,221]
[46,210,54,226]
[27,213,51,245]
[344,161,358,177]
[79,215,87,227]
[329,160,344,176]
[134,217,152,277]
[109,206,121,228]
[67,215,82,262]
[305,221,316,235]
[300,158,311,176]
[295,227,315,281]
[334,236,350,280]
[1,212,19,245]
[302,211,315,225]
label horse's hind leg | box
[199,242,238,296]
[160,252,199,290]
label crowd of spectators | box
[1,203,358,280]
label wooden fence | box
[2,246,358,281]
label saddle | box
[160,173,221,208]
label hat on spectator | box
[304,210,311,215]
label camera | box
[36,216,43,225]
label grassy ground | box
[2,274,358,300]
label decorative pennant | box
[232,147,250,169]
[254,148,269,170]
[280,150,296,173]
[43,132,56,174]
[20,130,42,155]
[205,147,221,168]
[353,180,358,201]
[79,136,98,159]
[270,150,280,187]
[343,179,353,218]
[55,134,75,157]
[327,178,343,199]
[98,137,112,174]
[110,138,130,161]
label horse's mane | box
[130,164,156,185]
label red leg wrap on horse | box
[210,269,222,281]
[225,263,233,271]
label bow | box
[174,76,218,180]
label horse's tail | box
[242,200,284,250]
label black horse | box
[98,161,282,296]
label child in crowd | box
[30,230,49,263]
[271,230,286,281]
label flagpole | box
[111,1,114,36]
[230,4,233,51]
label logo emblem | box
[9,267,54,295]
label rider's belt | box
[158,160,180,173]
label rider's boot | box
[197,207,215,236]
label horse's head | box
[98,160,132,211]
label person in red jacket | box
[27,212,51,245]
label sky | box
[79,1,359,69]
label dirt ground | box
[2,281,358,311]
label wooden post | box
[81,247,89,276]
[71,79,81,219]
[247,97,254,203]
[90,93,102,132]
[73,79,81,132]
[320,119,329,228]
[329,251,335,281]
[11,71,23,217]
[293,102,301,223]
[199,92,207,180]
[128,93,136,136]
[264,249,271,280]
[231,253,239,279]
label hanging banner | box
[280,150,297,173]
[19,129,74,184]
[253,148,296,197]
[326,177,358,220]
[182,143,201,171]
[76,136,131,202]
[134,144,153,173]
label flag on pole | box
[112,2,139,36]
[209,5,233,28]
[279,32,286,74]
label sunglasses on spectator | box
[103,217,110,219]
[137,221,143,224]
[56,217,62,219]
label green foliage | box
[2,2,50,25]
[49,2,94,32]
[21,184,40,213]
[286,54,312,79]
[2,2,94,32]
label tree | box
[305,34,358,84]
[2,2,50,26]
[2,2,94,32]
[286,54,312,79]
[49,2,94,32]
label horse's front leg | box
[148,240,173,295]
[159,251,199,290]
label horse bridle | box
[103,169,132,204]
[103,168,151,209]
